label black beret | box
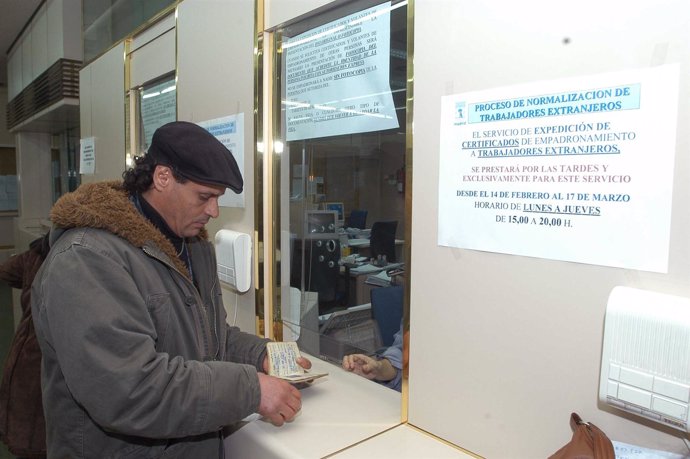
[147,121,243,193]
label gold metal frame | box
[254,0,267,336]
[401,0,414,422]
[122,4,180,172]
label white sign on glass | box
[140,79,177,152]
[283,1,400,141]
[438,65,679,273]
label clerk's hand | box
[342,354,397,382]
[257,373,302,426]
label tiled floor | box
[0,284,16,459]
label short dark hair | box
[122,154,187,194]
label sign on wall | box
[438,65,679,272]
[283,1,399,141]
[197,114,245,208]
[79,137,96,175]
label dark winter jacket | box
[0,234,49,458]
[31,181,268,459]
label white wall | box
[129,14,176,88]
[79,43,126,183]
[409,1,690,458]
[176,0,258,333]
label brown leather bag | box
[549,413,615,459]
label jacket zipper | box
[143,246,218,359]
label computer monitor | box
[324,202,344,223]
[319,304,382,363]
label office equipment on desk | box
[319,303,372,333]
[600,286,690,432]
[214,229,252,292]
[348,209,368,229]
[370,286,403,348]
[290,210,344,314]
[319,303,382,363]
[370,221,398,262]
[305,210,339,236]
[324,202,345,225]
[303,236,341,311]
[338,232,350,250]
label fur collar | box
[51,181,208,276]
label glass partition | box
[269,0,408,377]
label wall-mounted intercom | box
[600,286,690,432]
[214,229,252,293]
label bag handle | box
[571,413,615,459]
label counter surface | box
[332,424,476,459]
[224,354,401,458]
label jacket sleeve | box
[0,251,28,289]
[34,241,262,439]
[224,324,270,371]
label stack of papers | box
[350,264,383,274]
[365,270,391,287]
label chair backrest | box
[348,209,368,229]
[370,285,404,347]
[369,220,398,262]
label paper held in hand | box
[267,342,328,383]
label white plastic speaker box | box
[600,286,690,432]
[214,229,252,293]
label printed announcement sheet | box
[283,2,399,141]
[438,65,679,272]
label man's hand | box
[342,354,396,382]
[257,373,302,426]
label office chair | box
[369,220,398,262]
[348,209,368,229]
[370,285,404,348]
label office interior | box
[2,0,690,457]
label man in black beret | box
[146,121,244,193]
[32,121,310,458]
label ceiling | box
[0,0,44,87]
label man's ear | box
[152,165,173,191]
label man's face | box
[160,177,225,238]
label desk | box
[224,354,400,458]
[346,238,404,263]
